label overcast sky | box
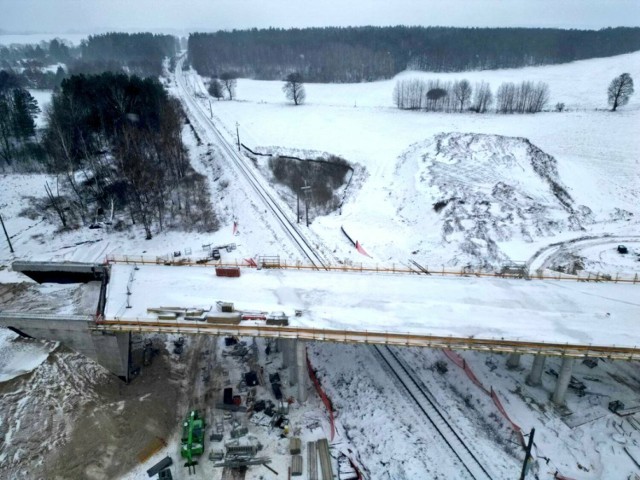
[2,0,639,34]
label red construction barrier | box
[490,387,525,447]
[355,241,372,258]
[442,349,465,368]
[306,354,336,441]
[442,350,523,445]
[554,473,578,480]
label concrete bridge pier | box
[275,338,309,402]
[295,340,309,403]
[552,357,574,406]
[526,354,546,387]
[506,352,521,369]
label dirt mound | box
[394,132,592,266]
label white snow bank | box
[0,328,55,382]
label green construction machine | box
[181,410,205,473]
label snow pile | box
[393,132,591,265]
[0,341,112,478]
[0,329,54,382]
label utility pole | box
[296,192,300,224]
[209,100,212,118]
[0,213,14,254]
[519,428,535,480]
[236,122,240,152]
[301,185,311,227]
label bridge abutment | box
[0,313,130,380]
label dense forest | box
[76,33,178,77]
[189,26,640,82]
[0,33,177,89]
[41,73,215,237]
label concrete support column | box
[552,357,574,406]
[288,340,298,387]
[278,338,290,368]
[295,340,309,403]
[526,355,546,387]
[506,352,521,369]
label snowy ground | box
[1,51,640,479]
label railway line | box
[374,345,493,480]
[174,57,328,270]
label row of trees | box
[393,78,550,113]
[189,26,640,82]
[0,71,41,168]
[43,72,216,237]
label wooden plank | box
[317,439,333,480]
[307,441,318,480]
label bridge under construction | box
[1,260,639,406]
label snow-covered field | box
[1,50,640,479]
[193,51,640,269]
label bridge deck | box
[103,264,640,357]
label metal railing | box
[104,254,640,284]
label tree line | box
[393,78,550,113]
[188,26,640,83]
[41,72,216,237]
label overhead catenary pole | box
[520,428,535,480]
[0,213,14,253]
[301,185,311,227]
[236,122,240,151]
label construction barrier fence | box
[443,349,525,446]
[306,353,336,441]
[104,254,640,285]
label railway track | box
[175,58,328,270]
[374,345,493,480]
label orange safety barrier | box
[104,254,640,284]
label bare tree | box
[452,79,472,112]
[472,81,493,113]
[283,72,306,105]
[219,72,237,100]
[608,73,634,111]
[528,82,550,113]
